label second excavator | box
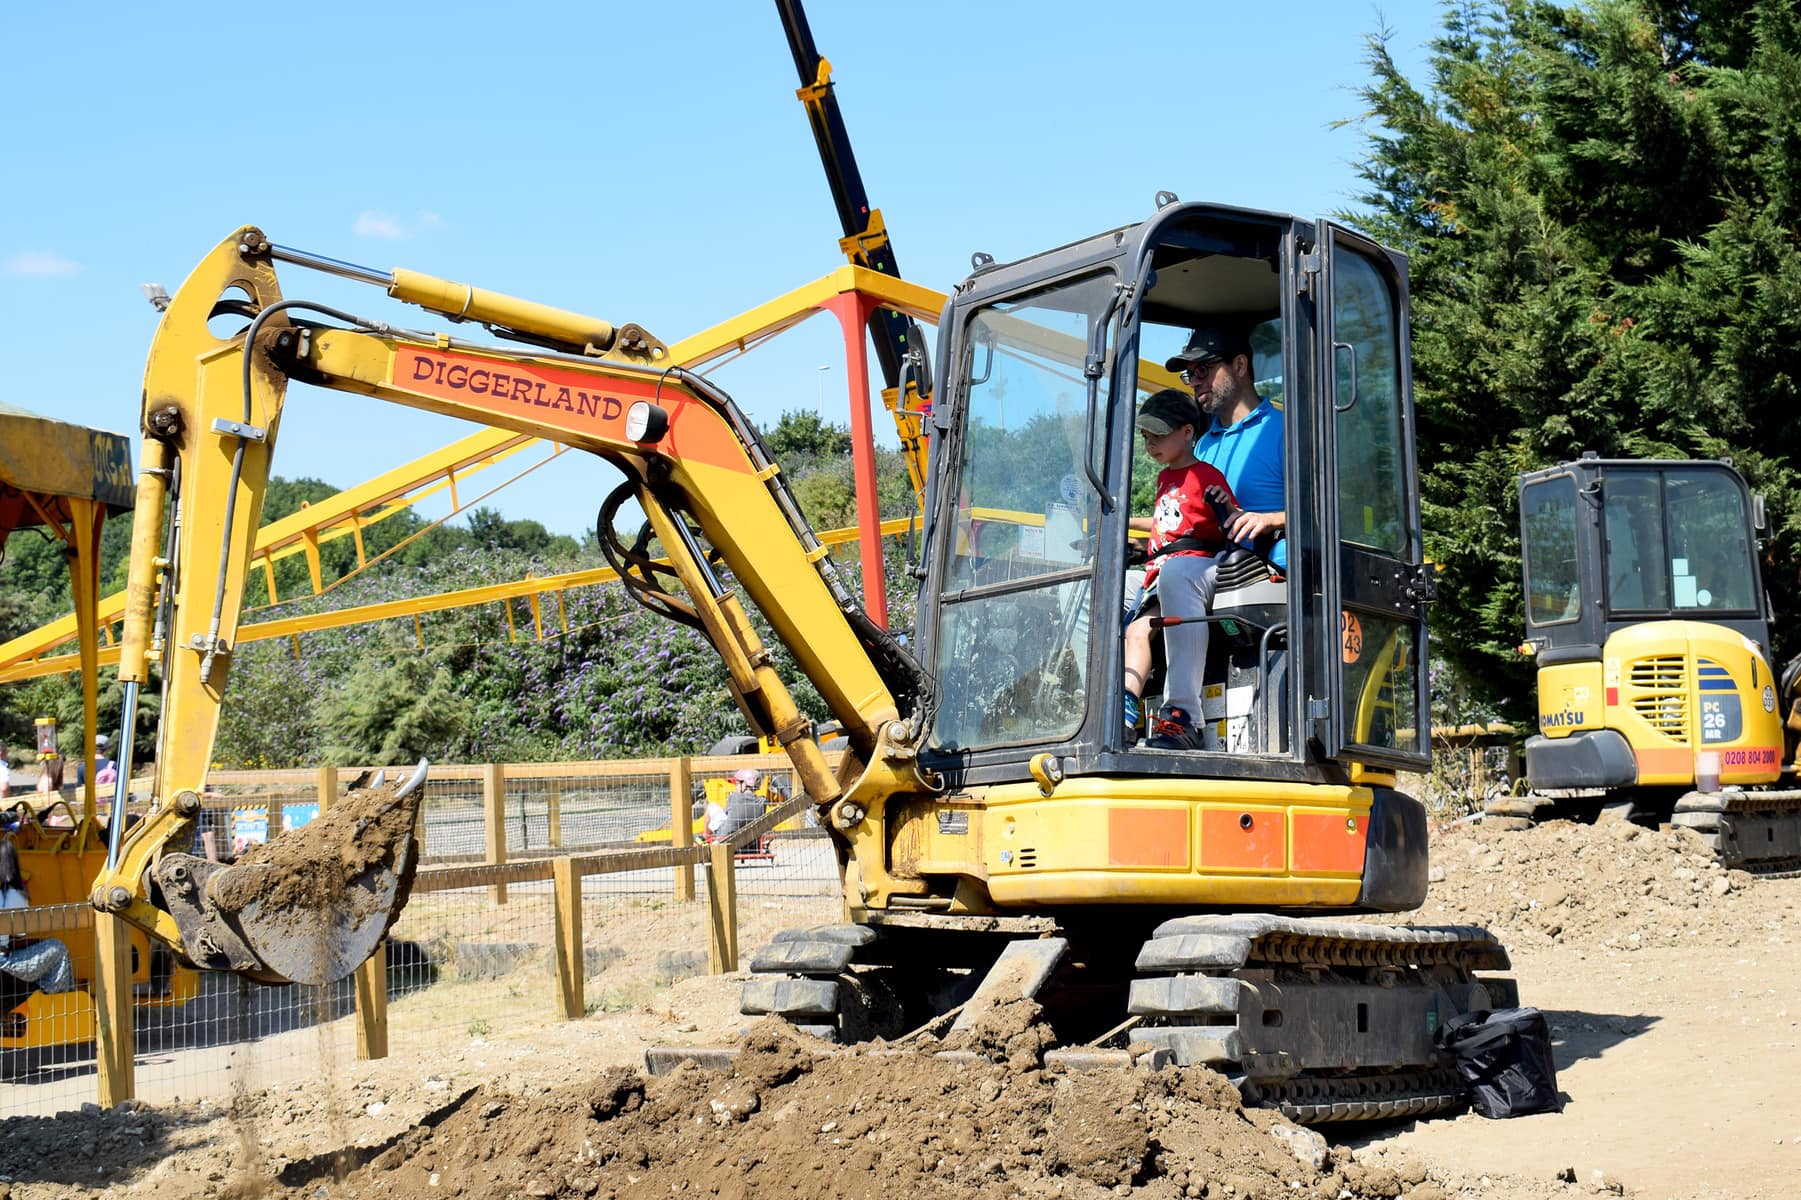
[1494,454,1801,870]
[98,198,1517,1121]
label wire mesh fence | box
[380,867,563,1045]
[0,755,845,1117]
[481,769,676,855]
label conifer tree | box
[1345,0,1801,715]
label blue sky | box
[1,1,1448,538]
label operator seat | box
[1205,548,1290,754]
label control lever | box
[1205,484,1279,563]
[1204,485,1244,535]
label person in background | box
[0,840,76,996]
[0,747,9,800]
[714,768,766,842]
[75,734,111,789]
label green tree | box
[1345,0,1801,716]
[319,638,472,766]
[764,410,852,460]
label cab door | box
[1314,222,1431,770]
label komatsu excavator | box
[1492,455,1801,869]
[97,207,1515,1121]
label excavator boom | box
[97,227,929,984]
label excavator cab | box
[918,201,1433,787]
[738,203,1528,1116]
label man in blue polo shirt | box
[1165,322,1286,572]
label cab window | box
[1522,476,1581,625]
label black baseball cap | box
[1135,388,1202,436]
[1164,321,1251,373]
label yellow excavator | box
[98,210,1515,1122]
[1493,455,1801,869]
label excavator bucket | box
[150,762,429,987]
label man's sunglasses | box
[1179,356,1227,384]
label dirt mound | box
[0,1098,174,1193]
[1410,817,1793,953]
[20,1019,1468,1200]
[264,1020,1452,1200]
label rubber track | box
[1685,809,1801,872]
[1241,1067,1466,1123]
[747,917,1507,1125]
[1135,918,1510,1123]
[1738,856,1801,879]
[1150,914,1510,972]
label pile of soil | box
[1407,817,1795,953]
[25,1011,1469,1200]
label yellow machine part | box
[2,821,199,1052]
[1536,660,1606,736]
[1586,622,1785,787]
[885,776,1373,911]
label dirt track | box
[1,818,1797,1199]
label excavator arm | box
[95,227,934,985]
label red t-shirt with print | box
[1143,461,1235,589]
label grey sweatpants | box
[1158,554,1219,717]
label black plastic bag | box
[1436,1006,1563,1118]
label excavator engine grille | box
[1630,655,1689,742]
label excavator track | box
[1487,785,1801,873]
[1128,915,1513,1122]
[1241,1066,1467,1124]
[1672,787,1801,872]
[738,915,1515,1124]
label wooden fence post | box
[354,941,388,1060]
[317,764,338,814]
[94,914,135,1107]
[547,781,563,850]
[705,842,738,974]
[552,856,583,1019]
[484,762,508,905]
[670,758,695,902]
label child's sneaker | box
[1146,703,1206,750]
[1122,691,1143,736]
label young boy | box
[1125,388,1238,749]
